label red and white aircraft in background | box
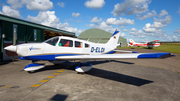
[129,39,161,48]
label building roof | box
[78,28,126,43]
[0,14,75,36]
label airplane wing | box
[55,53,174,60]
[148,40,159,43]
[113,49,138,53]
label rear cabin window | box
[59,39,73,47]
[75,41,83,48]
[85,43,90,48]
[45,37,59,46]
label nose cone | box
[4,45,17,52]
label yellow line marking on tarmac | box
[2,85,12,88]
[75,60,80,62]
[39,80,49,83]
[30,84,41,87]
[29,69,65,88]
[57,70,64,72]
[53,73,60,75]
[46,76,55,78]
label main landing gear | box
[24,60,45,73]
[75,62,92,73]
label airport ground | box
[0,49,180,101]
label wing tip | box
[137,53,175,59]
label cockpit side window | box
[44,37,59,46]
[59,39,73,47]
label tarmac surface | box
[0,49,180,101]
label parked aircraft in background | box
[4,31,173,73]
[129,39,161,48]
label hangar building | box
[0,14,75,61]
[78,28,127,47]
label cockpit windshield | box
[43,37,59,46]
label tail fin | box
[106,31,120,49]
[129,39,135,45]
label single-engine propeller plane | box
[4,30,174,73]
[129,39,161,48]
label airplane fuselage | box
[133,42,161,47]
[16,36,116,61]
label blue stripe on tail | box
[112,31,119,36]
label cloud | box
[141,23,169,40]
[154,15,172,24]
[130,28,137,32]
[90,16,103,23]
[143,23,161,33]
[106,17,135,26]
[111,0,151,16]
[177,6,180,14]
[27,11,82,35]
[64,18,74,22]
[27,11,48,23]
[95,21,118,33]
[72,12,80,17]
[119,26,125,29]
[122,29,128,32]
[7,0,24,9]
[150,22,167,28]
[159,9,168,18]
[173,28,180,34]
[172,35,180,41]
[26,0,53,11]
[137,10,157,20]
[84,0,105,9]
[87,24,95,27]
[1,5,22,18]
[129,29,146,38]
[57,2,65,8]
[7,0,53,11]
[120,33,126,37]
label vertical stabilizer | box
[130,39,135,45]
[106,31,120,49]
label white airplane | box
[129,39,161,48]
[4,31,174,73]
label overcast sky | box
[0,0,180,42]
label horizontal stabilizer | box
[55,53,174,60]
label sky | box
[0,0,180,42]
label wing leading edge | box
[55,53,174,60]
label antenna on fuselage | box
[98,39,101,43]
[87,36,91,41]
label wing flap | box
[55,53,174,60]
[113,50,138,53]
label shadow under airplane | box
[25,60,153,86]
[50,94,68,101]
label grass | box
[153,44,180,54]
[117,44,180,54]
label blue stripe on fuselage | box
[21,54,82,61]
